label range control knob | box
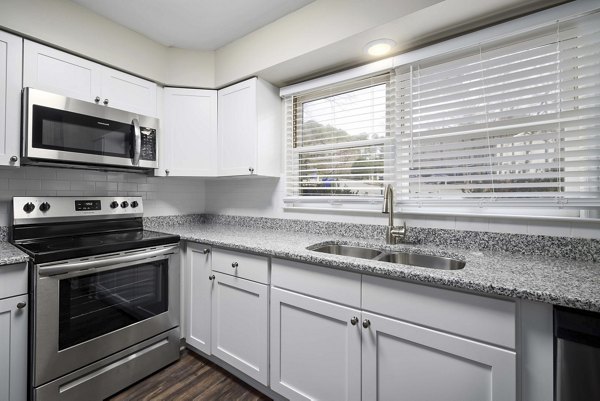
[121,201,129,208]
[130,201,139,208]
[23,202,35,213]
[39,202,51,212]
[110,201,119,209]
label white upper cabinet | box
[218,77,281,177]
[100,68,157,117]
[23,40,157,116]
[0,31,23,167]
[162,88,217,176]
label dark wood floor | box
[106,350,272,401]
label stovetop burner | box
[11,196,180,264]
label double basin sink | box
[308,243,465,270]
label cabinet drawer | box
[362,275,516,349]
[0,263,28,300]
[212,248,269,284]
[272,259,361,308]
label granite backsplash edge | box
[0,214,595,261]
[142,214,600,262]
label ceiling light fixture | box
[365,39,396,57]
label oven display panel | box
[75,200,101,211]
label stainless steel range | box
[10,196,181,401]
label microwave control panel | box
[140,128,156,161]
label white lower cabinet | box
[270,258,516,401]
[270,288,361,401]
[211,272,269,385]
[185,242,212,354]
[0,262,28,401]
[0,294,28,401]
[361,311,516,401]
[185,250,518,401]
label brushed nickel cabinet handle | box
[17,302,27,309]
[232,262,238,268]
[350,317,359,326]
[362,319,371,329]
[202,249,210,254]
[209,275,215,281]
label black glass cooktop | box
[15,229,180,264]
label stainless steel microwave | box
[22,88,159,171]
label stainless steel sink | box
[308,244,383,260]
[375,252,465,270]
[307,243,465,270]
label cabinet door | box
[0,31,22,167]
[270,288,361,401]
[211,272,268,385]
[100,67,157,116]
[217,78,257,176]
[185,243,212,354]
[23,40,101,103]
[163,88,217,176]
[362,312,516,401]
[0,295,28,401]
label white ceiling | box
[70,0,315,50]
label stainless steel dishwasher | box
[554,306,600,401]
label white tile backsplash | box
[0,166,206,226]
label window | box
[395,12,600,211]
[285,75,394,204]
[284,10,599,215]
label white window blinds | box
[285,75,395,203]
[395,12,600,209]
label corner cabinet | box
[23,40,157,116]
[0,30,22,167]
[162,88,218,176]
[217,78,282,177]
[0,262,28,401]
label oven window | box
[32,105,133,158]
[58,260,168,350]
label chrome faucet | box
[382,184,406,244]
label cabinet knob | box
[103,98,109,105]
[350,317,359,326]
[232,262,238,268]
[209,275,215,281]
[17,302,27,309]
[165,169,170,175]
[362,319,371,329]
[94,96,101,103]
[10,155,18,163]
[249,167,254,174]
[202,249,210,254]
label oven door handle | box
[38,245,178,277]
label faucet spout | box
[382,184,406,244]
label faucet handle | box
[390,222,407,243]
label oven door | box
[33,245,179,387]
[23,88,158,169]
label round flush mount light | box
[365,39,396,57]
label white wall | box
[204,178,600,239]
[0,166,206,226]
[0,0,215,87]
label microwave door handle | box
[132,118,141,166]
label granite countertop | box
[0,242,29,266]
[152,223,600,312]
